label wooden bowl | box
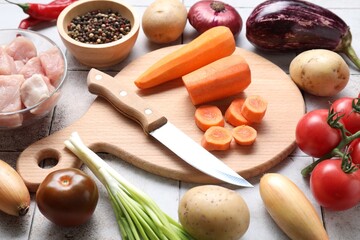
[57,0,140,67]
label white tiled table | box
[0,1,359,239]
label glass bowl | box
[0,29,67,130]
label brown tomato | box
[36,168,99,227]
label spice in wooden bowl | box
[67,9,132,44]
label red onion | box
[188,1,243,37]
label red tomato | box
[331,97,360,134]
[349,138,360,165]
[36,168,99,227]
[310,159,360,211]
[296,109,341,158]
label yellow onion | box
[259,173,328,240]
[0,159,30,216]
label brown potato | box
[178,185,250,240]
[142,0,187,44]
[289,49,349,97]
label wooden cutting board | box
[17,46,305,192]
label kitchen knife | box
[87,68,253,187]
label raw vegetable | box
[296,109,342,158]
[259,173,329,240]
[299,105,360,176]
[232,125,257,146]
[224,98,251,127]
[310,159,360,211]
[178,185,250,240]
[289,49,350,97]
[331,97,360,134]
[201,126,232,151]
[15,0,77,29]
[349,138,360,164]
[18,17,42,29]
[240,95,267,123]
[194,105,224,132]
[0,159,30,216]
[134,26,236,89]
[246,0,360,70]
[65,132,193,240]
[6,0,77,21]
[142,0,187,44]
[182,54,251,105]
[188,0,242,37]
[36,168,99,227]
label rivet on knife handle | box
[87,68,167,134]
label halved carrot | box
[232,125,257,145]
[182,54,251,105]
[241,95,267,123]
[201,126,232,151]
[195,105,224,132]
[134,26,236,89]
[224,98,252,127]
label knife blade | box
[87,68,253,187]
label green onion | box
[64,132,193,240]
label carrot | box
[201,126,232,151]
[232,125,257,146]
[224,98,252,127]
[134,26,236,89]
[182,54,251,105]
[195,105,224,132]
[241,95,267,123]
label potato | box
[142,0,187,44]
[289,49,349,97]
[178,185,250,240]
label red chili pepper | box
[18,17,43,29]
[6,0,77,21]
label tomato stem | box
[352,97,360,113]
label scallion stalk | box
[64,132,193,240]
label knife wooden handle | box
[87,68,167,134]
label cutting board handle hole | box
[37,149,60,169]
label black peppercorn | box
[67,9,131,44]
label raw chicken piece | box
[0,74,25,112]
[0,74,25,127]
[5,36,37,63]
[14,60,25,73]
[31,79,59,116]
[39,46,65,85]
[19,56,45,79]
[0,48,16,75]
[22,74,59,116]
[20,74,50,108]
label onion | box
[0,159,30,216]
[188,1,243,37]
[260,173,329,240]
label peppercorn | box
[67,9,132,44]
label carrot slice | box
[134,26,235,89]
[195,105,224,132]
[241,95,267,123]
[182,54,251,105]
[201,126,232,151]
[232,125,257,145]
[224,98,252,127]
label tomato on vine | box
[331,97,360,134]
[310,159,360,211]
[350,138,360,165]
[296,109,341,158]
